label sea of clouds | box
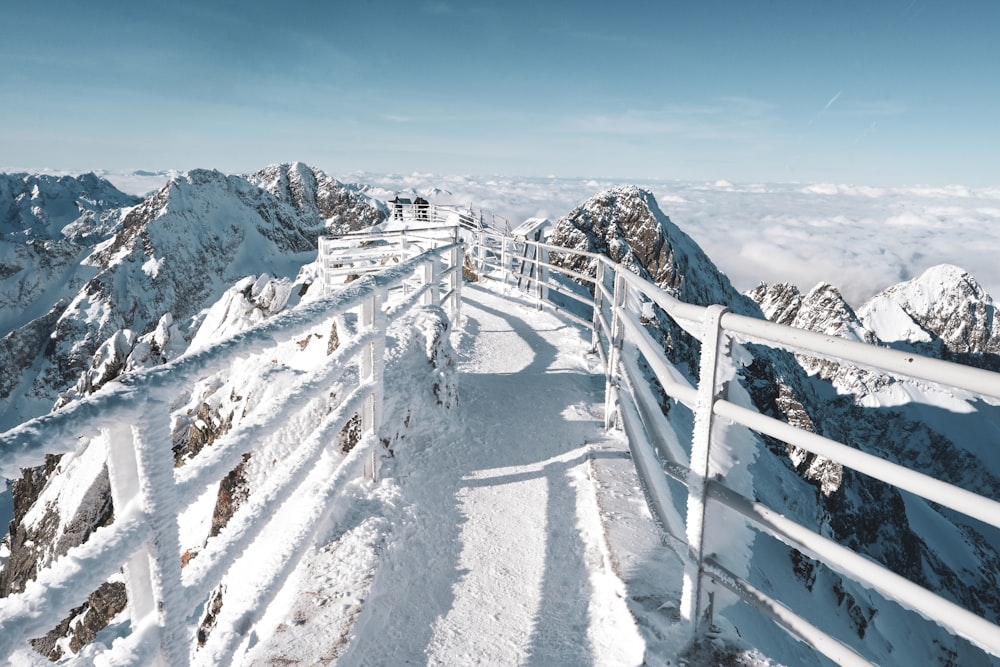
[352,173,1000,309]
[65,168,1000,310]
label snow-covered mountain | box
[2,172,999,664]
[0,163,388,658]
[550,186,1000,665]
[859,264,1000,371]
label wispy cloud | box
[824,90,843,110]
[570,98,776,139]
[422,2,452,15]
[838,100,906,116]
[381,114,416,123]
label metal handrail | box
[477,227,1000,662]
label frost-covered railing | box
[0,240,463,666]
[471,229,1000,665]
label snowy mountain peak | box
[749,281,869,343]
[549,185,755,314]
[249,162,388,233]
[859,263,999,361]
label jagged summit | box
[549,185,756,316]
[749,281,870,343]
[1,165,389,428]
[249,162,388,234]
[859,263,999,362]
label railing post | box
[500,236,510,286]
[317,237,329,295]
[108,398,189,666]
[605,269,627,430]
[681,304,730,633]
[592,260,606,354]
[536,245,548,309]
[476,230,485,272]
[360,288,386,479]
[422,257,439,306]
[450,243,463,321]
[104,421,161,660]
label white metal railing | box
[471,228,1000,665]
[0,240,463,666]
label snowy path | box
[246,283,658,665]
[338,284,644,665]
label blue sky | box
[2,1,998,185]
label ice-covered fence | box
[0,238,463,666]
[473,229,1000,665]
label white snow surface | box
[240,284,733,666]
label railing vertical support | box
[360,288,386,479]
[104,421,161,660]
[422,257,439,306]
[500,236,510,286]
[604,269,627,430]
[450,243,463,321]
[476,230,485,272]
[592,260,606,354]
[681,304,730,633]
[107,398,190,666]
[536,246,549,309]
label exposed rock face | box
[747,281,888,395]
[249,162,389,235]
[0,164,388,660]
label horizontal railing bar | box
[712,398,1000,531]
[611,381,687,539]
[545,303,592,330]
[543,279,593,309]
[618,310,699,408]
[74,616,162,667]
[612,268,706,337]
[384,280,433,321]
[721,312,1000,402]
[173,329,375,499]
[703,557,874,667]
[620,345,691,468]
[199,433,380,665]
[596,279,614,306]
[0,501,151,657]
[181,381,375,610]
[501,247,598,287]
[707,480,1000,658]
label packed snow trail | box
[242,283,659,665]
[334,283,645,665]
